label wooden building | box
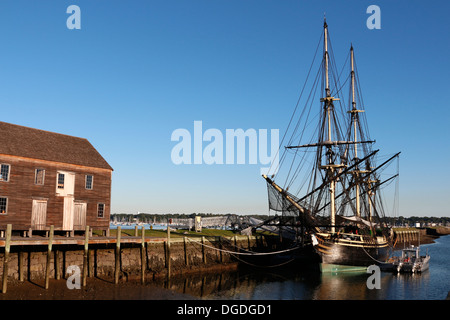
[0,121,113,236]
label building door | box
[73,201,87,230]
[31,199,47,230]
[58,171,76,231]
[62,196,74,230]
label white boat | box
[391,245,430,273]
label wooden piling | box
[18,251,24,282]
[141,226,145,284]
[184,236,189,266]
[135,225,138,237]
[219,237,224,263]
[82,226,89,287]
[45,225,54,290]
[115,226,121,284]
[202,236,206,264]
[55,250,60,280]
[2,224,12,293]
[166,224,171,278]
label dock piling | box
[166,224,171,279]
[219,237,224,263]
[114,226,121,284]
[55,250,61,280]
[82,226,89,287]
[19,251,25,282]
[45,225,54,289]
[2,224,12,293]
[184,236,189,266]
[202,236,206,264]
[141,226,145,284]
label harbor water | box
[157,235,450,300]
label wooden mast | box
[321,19,342,234]
[351,46,361,218]
[351,46,360,218]
[347,46,369,219]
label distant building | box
[0,121,113,236]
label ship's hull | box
[313,233,390,272]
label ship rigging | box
[261,19,400,272]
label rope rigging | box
[186,236,303,256]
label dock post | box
[219,237,224,263]
[2,224,12,293]
[115,226,121,284]
[166,224,171,279]
[18,251,24,282]
[135,225,138,237]
[82,226,89,287]
[45,225,54,290]
[141,226,145,284]
[184,236,189,266]
[55,250,61,280]
[202,236,206,264]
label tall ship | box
[262,19,400,272]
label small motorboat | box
[390,245,430,273]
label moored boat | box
[389,245,430,273]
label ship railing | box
[336,232,382,244]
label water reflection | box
[383,271,431,300]
[153,264,436,300]
[151,236,449,300]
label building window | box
[57,173,65,189]
[0,164,10,182]
[35,169,45,185]
[0,197,7,214]
[97,203,105,218]
[85,175,93,190]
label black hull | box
[314,234,389,270]
[239,243,322,272]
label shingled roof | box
[0,121,113,170]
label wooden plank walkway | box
[0,235,193,247]
[0,223,264,293]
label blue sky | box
[0,1,448,217]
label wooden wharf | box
[0,224,263,293]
